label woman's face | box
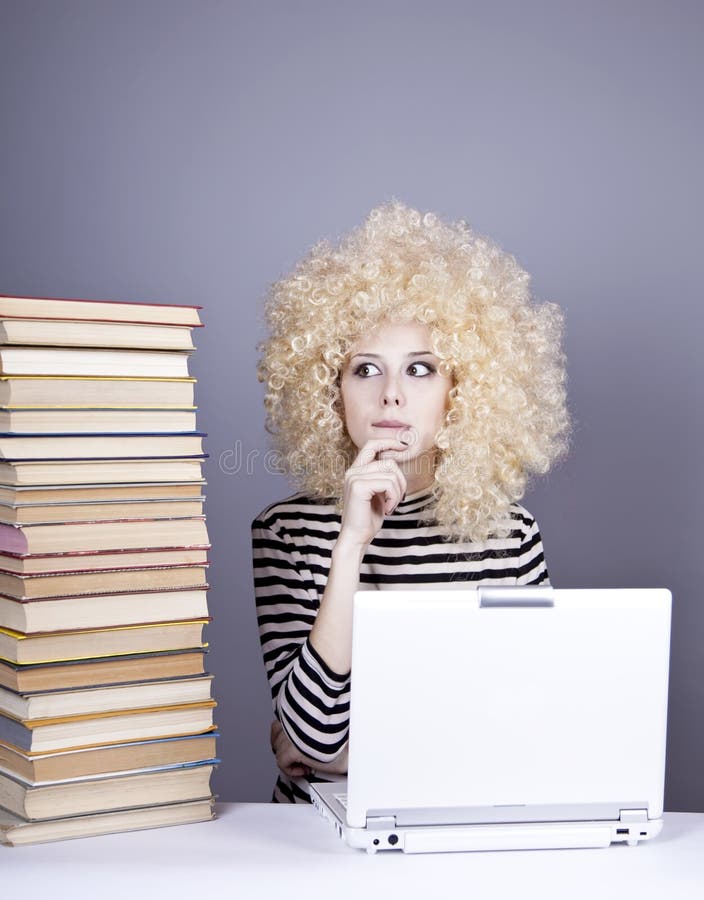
[339,321,452,483]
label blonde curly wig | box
[258,201,569,541]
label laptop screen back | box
[346,588,671,830]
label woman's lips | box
[372,421,410,428]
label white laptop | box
[310,587,671,854]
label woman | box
[253,202,569,802]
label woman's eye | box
[407,362,434,377]
[354,362,381,377]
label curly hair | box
[258,201,569,541]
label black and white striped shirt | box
[252,489,549,803]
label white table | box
[2,804,703,898]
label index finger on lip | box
[355,439,409,466]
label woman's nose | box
[381,378,404,407]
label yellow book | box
[0,619,210,664]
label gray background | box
[1,0,702,810]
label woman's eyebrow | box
[349,350,435,360]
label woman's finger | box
[346,458,407,497]
[346,462,407,506]
[351,438,410,468]
[345,474,405,515]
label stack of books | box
[0,295,216,846]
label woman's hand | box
[309,438,409,676]
[270,719,349,778]
[338,438,409,550]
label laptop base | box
[310,785,664,855]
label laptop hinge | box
[366,815,397,830]
[619,808,649,824]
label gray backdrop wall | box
[1,0,702,810]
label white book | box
[0,347,191,378]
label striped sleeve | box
[513,509,550,586]
[252,515,351,762]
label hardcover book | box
[0,517,209,554]
[0,731,218,782]
[0,347,192,378]
[0,408,198,434]
[0,563,208,598]
[0,649,208,693]
[0,375,196,407]
[0,587,210,632]
[0,762,215,819]
[0,295,203,326]
[0,432,205,460]
[0,619,210,664]
[0,547,210,575]
[0,318,196,351]
[0,699,216,752]
[0,796,215,845]
[0,482,206,505]
[0,457,206,485]
[0,497,205,526]
[0,675,214,720]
